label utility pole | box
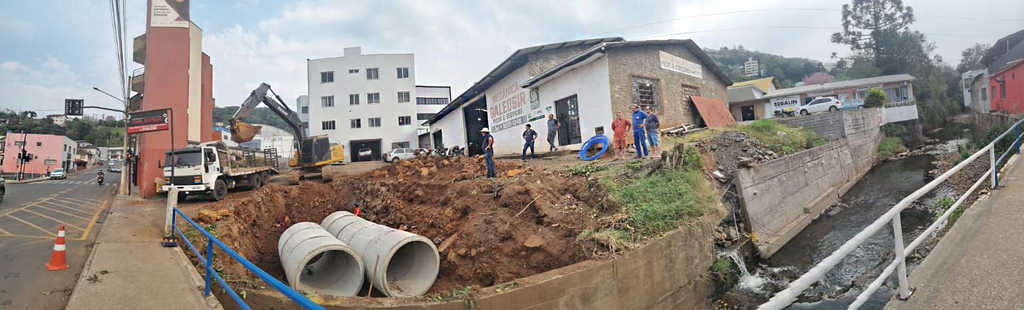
[92,87,132,195]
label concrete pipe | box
[321,211,440,297]
[278,222,364,297]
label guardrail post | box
[892,213,912,299]
[205,239,213,297]
[991,146,998,188]
[1016,124,1021,154]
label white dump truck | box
[160,141,278,201]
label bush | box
[864,89,886,108]
[610,169,717,237]
[734,119,829,155]
[882,124,908,137]
[877,136,906,158]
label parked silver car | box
[385,148,417,163]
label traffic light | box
[23,153,33,163]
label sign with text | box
[659,51,702,79]
[150,0,190,28]
[65,99,84,116]
[127,109,171,134]
[487,82,528,133]
[770,96,802,115]
[44,159,58,166]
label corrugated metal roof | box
[692,96,736,128]
[731,77,778,91]
[727,85,766,103]
[762,74,915,99]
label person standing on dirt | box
[546,114,560,152]
[612,112,631,160]
[631,105,649,158]
[522,124,538,161]
[644,106,662,158]
[481,127,496,178]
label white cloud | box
[0,57,125,118]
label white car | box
[49,168,67,179]
[385,148,417,163]
[799,97,842,115]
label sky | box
[1,0,1022,118]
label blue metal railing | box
[172,207,324,310]
[993,120,1024,187]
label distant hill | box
[212,106,294,133]
[705,46,827,88]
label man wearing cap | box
[481,128,496,178]
[631,105,649,158]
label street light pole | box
[93,86,131,196]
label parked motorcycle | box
[450,145,464,157]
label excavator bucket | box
[231,121,262,143]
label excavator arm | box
[230,83,307,143]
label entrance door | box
[740,105,756,121]
[432,130,443,149]
[463,98,489,156]
[555,95,582,145]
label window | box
[982,87,988,101]
[320,71,334,83]
[396,67,409,79]
[349,94,360,105]
[392,142,410,149]
[367,93,380,104]
[631,77,659,109]
[348,69,359,74]
[350,119,362,128]
[366,68,379,80]
[416,97,449,105]
[321,120,336,130]
[321,95,335,107]
[14,141,24,147]
[398,116,412,126]
[368,117,381,127]
[417,113,436,121]
[301,106,308,114]
[37,142,42,146]
[1000,81,1007,99]
[302,122,309,129]
[397,91,411,103]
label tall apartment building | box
[414,85,451,148]
[307,47,418,162]
[744,57,759,76]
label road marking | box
[33,204,92,221]
[79,194,113,240]
[0,227,11,236]
[4,214,56,236]
[54,197,103,204]
[16,209,85,231]
[40,200,95,216]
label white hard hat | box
[480,127,490,132]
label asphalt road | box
[0,168,116,309]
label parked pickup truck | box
[160,141,278,201]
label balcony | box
[130,67,144,94]
[133,34,145,65]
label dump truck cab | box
[161,141,276,201]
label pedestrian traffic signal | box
[65,99,84,116]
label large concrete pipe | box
[321,211,440,297]
[278,222,365,297]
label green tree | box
[865,89,887,108]
[831,0,916,57]
[956,43,991,73]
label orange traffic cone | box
[45,225,69,271]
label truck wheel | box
[253,174,263,189]
[211,179,227,201]
[260,172,268,184]
[248,174,259,189]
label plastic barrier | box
[579,134,610,161]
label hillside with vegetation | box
[0,110,125,147]
[212,106,293,131]
[705,46,827,88]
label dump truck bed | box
[222,166,278,177]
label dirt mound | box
[198,156,617,294]
[695,131,777,181]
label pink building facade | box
[2,134,77,178]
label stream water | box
[718,124,972,309]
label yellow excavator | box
[230,83,345,180]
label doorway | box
[349,139,382,162]
[432,130,443,149]
[555,94,582,145]
[740,105,756,121]
[463,98,489,156]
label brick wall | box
[605,44,728,129]
[736,108,881,257]
[526,45,595,77]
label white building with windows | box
[744,57,759,76]
[307,47,418,162]
[296,95,310,137]
[415,85,451,148]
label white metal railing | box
[759,117,1024,310]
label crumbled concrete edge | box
[172,242,225,309]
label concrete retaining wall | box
[736,108,881,258]
[241,210,724,310]
[777,110,846,140]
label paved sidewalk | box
[65,194,220,310]
[886,156,1024,309]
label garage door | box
[349,139,382,162]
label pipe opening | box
[383,240,439,296]
[298,248,363,295]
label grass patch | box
[712,258,732,274]
[611,169,717,237]
[929,196,965,228]
[429,286,473,302]
[877,136,906,158]
[568,163,606,176]
[732,119,828,155]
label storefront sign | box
[659,51,702,79]
[488,83,528,132]
[127,109,171,134]
[150,0,190,28]
[770,96,802,114]
[44,159,58,166]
